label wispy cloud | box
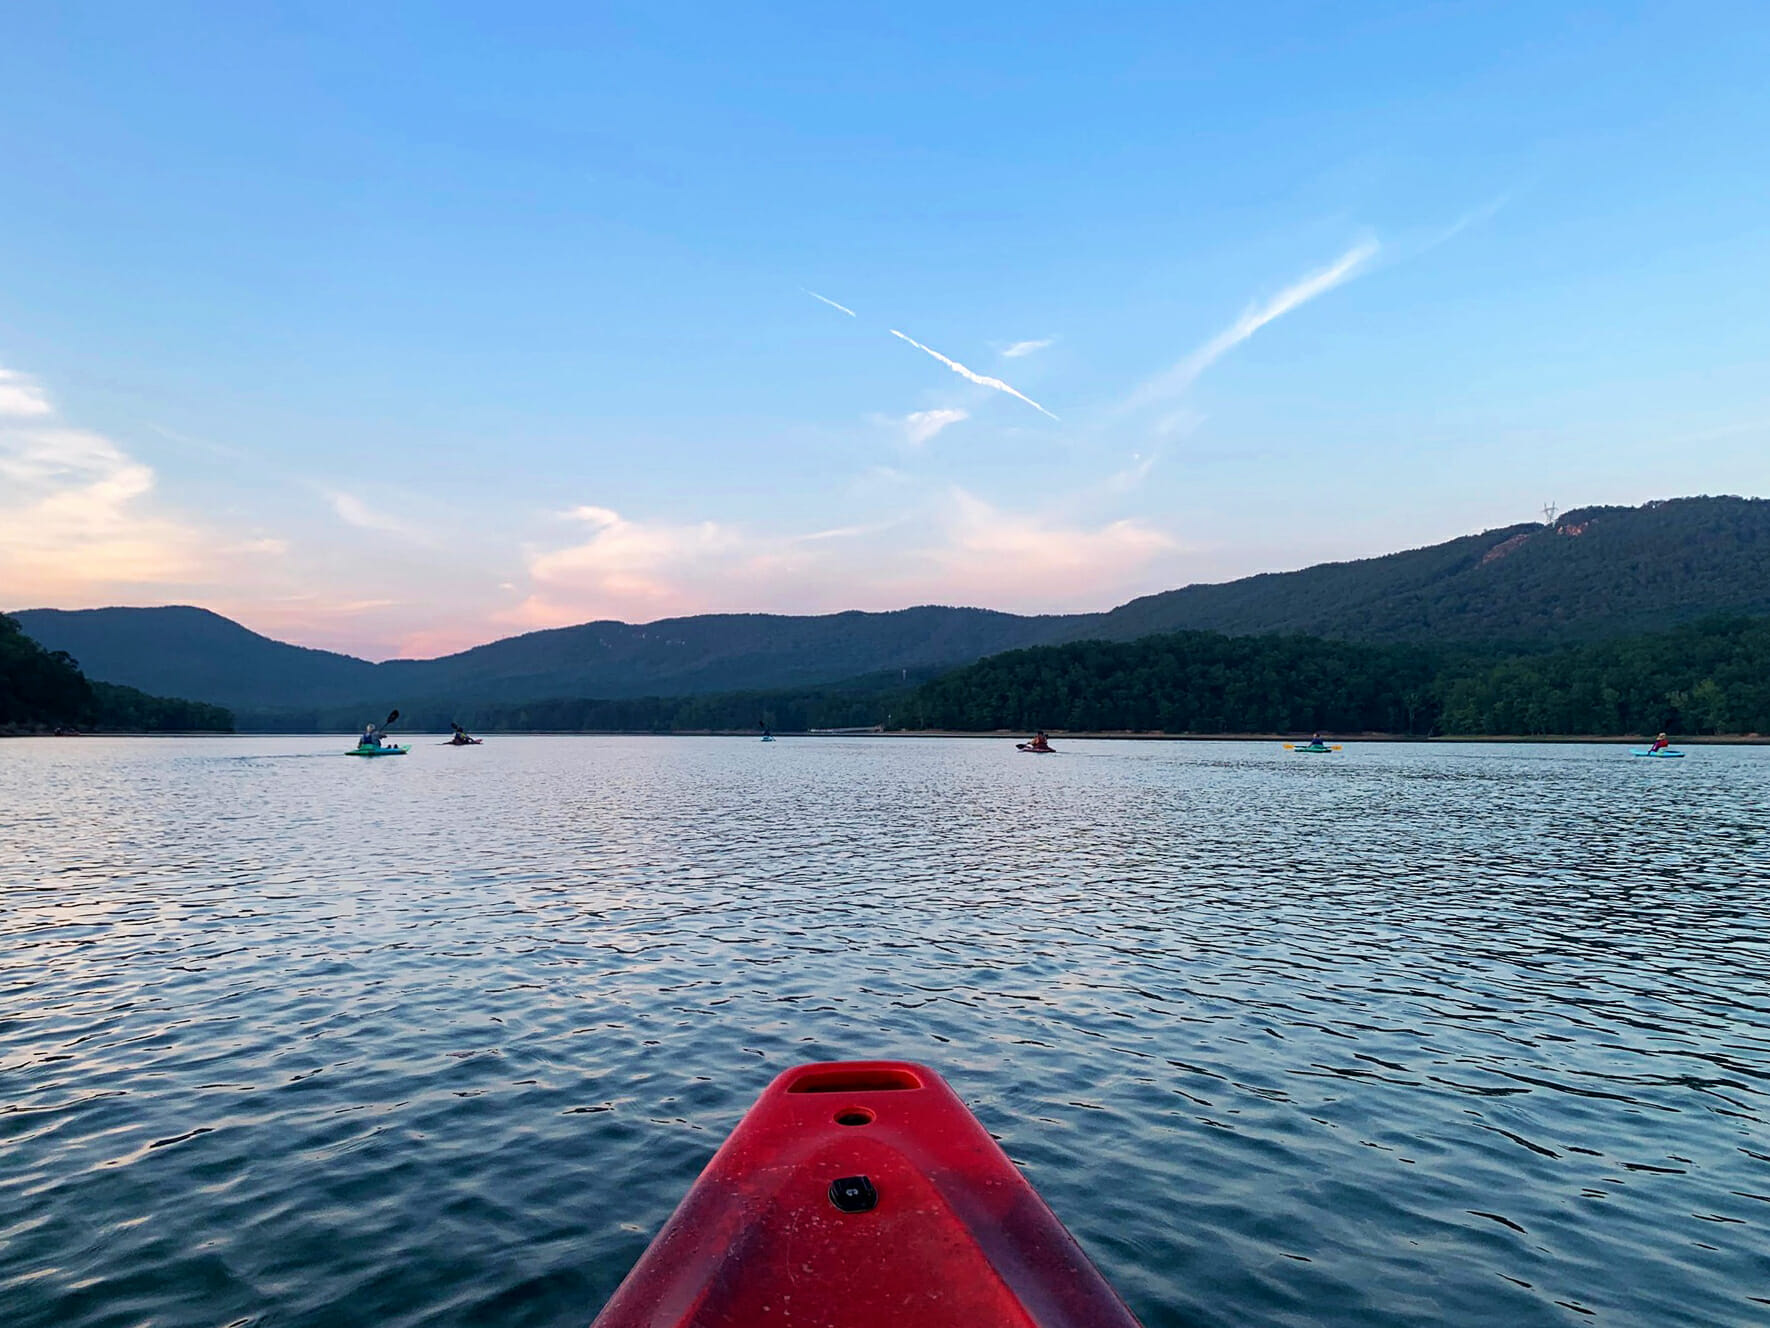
[1417,194,1509,254]
[0,361,282,601]
[889,329,1059,420]
[1001,338,1054,359]
[0,368,52,418]
[1100,451,1160,496]
[794,519,904,543]
[805,289,857,318]
[327,490,432,544]
[512,505,755,625]
[509,489,1179,628]
[920,489,1177,608]
[1129,238,1378,408]
[902,407,969,447]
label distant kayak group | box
[346,716,1691,758]
[346,709,482,756]
[1009,728,1693,758]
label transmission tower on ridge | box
[1541,501,1559,526]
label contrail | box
[805,290,857,318]
[1128,238,1378,408]
[889,329,1058,420]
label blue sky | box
[2,3,1767,657]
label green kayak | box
[347,744,408,757]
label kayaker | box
[1650,731,1671,753]
[1027,730,1052,752]
[362,723,383,749]
[1309,732,1326,749]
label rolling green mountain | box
[372,606,1068,705]
[11,604,1070,713]
[1092,495,1770,643]
[8,606,382,711]
[0,613,232,733]
[13,495,1769,717]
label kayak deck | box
[591,1060,1139,1328]
[346,745,407,756]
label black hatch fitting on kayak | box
[828,1175,878,1213]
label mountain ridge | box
[14,495,1769,712]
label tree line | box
[904,616,1770,736]
[1,614,234,733]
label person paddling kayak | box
[348,709,406,755]
[448,722,481,746]
[1650,731,1672,753]
[1018,730,1054,753]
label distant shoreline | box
[13,730,1766,744]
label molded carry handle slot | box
[784,1065,923,1093]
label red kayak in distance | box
[591,1060,1140,1328]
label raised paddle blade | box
[384,708,400,729]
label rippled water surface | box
[4,736,1769,1327]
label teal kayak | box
[1631,749,1685,759]
[347,744,408,757]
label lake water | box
[2,736,1767,1328]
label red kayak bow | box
[591,1061,1140,1328]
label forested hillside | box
[370,607,1064,703]
[9,606,380,710]
[1437,616,1770,736]
[1,613,94,729]
[902,617,1770,737]
[0,614,233,733]
[1095,496,1770,643]
[907,634,1451,735]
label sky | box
[2,3,1767,660]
